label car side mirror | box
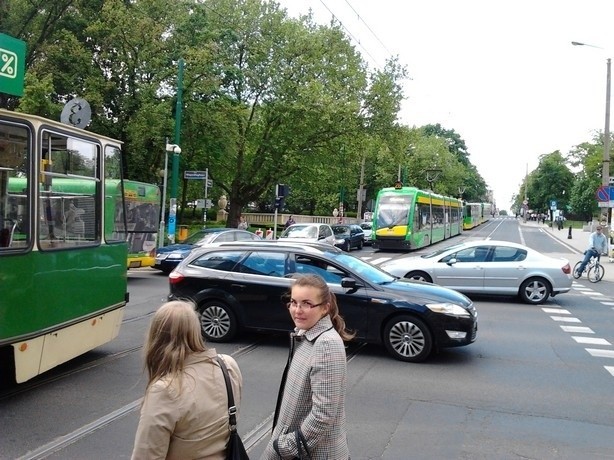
[341,277,361,290]
[447,258,457,266]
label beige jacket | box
[132,349,242,460]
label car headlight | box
[426,302,470,317]
[167,253,185,260]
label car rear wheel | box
[519,277,551,304]
[343,240,351,252]
[357,239,364,249]
[383,315,433,362]
[198,301,237,342]
[404,271,433,283]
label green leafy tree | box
[525,151,574,216]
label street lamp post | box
[165,143,181,244]
[572,41,611,229]
[157,148,169,248]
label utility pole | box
[167,58,184,244]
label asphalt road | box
[2,217,613,459]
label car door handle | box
[230,284,246,290]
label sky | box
[278,0,614,211]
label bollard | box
[567,225,572,239]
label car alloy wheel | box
[519,277,550,304]
[199,301,237,341]
[383,315,432,362]
[404,271,433,283]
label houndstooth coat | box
[261,316,350,460]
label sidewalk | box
[520,219,614,282]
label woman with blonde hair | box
[132,300,242,460]
[262,274,354,460]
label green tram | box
[463,202,493,230]
[8,177,160,269]
[0,109,129,383]
[372,185,463,250]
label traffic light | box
[274,196,284,211]
[277,184,290,197]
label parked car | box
[154,228,261,273]
[331,223,364,251]
[380,240,572,304]
[278,223,335,245]
[168,241,478,362]
[360,221,373,245]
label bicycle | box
[573,253,605,283]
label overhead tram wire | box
[317,0,383,68]
[342,0,392,56]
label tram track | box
[0,345,145,401]
[12,338,367,459]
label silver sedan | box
[380,240,573,304]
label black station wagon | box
[168,241,478,362]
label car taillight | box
[169,272,185,284]
[562,263,571,274]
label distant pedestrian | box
[238,215,248,230]
[285,215,296,228]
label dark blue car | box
[154,228,261,273]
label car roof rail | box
[203,240,343,253]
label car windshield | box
[422,242,468,259]
[360,223,372,230]
[333,226,349,235]
[281,225,318,239]
[183,232,209,244]
[329,252,396,284]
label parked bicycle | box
[573,254,604,283]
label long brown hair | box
[290,274,355,341]
[143,300,206,390]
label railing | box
[216,211,360,227]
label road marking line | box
[600,302,614,306]
[368,257,391,265]
[572,336,611,345]
[586,348,614,358]
[543,308,570,314]
[605,366,614,377]
[560,325,594,333]
[550,316,581,322]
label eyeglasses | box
[286,299,325,310]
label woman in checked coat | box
[262,274,354,460]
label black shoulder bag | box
[216,355,250,460]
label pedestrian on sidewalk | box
[574,226,608,276]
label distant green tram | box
[8,178,160,268]
[372,186,463,250]
[463,202,493,230]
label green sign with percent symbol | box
[0,33,26,97]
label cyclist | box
[574,225,608,277]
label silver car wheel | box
[384,316,432,362]
[405,271,433,283]
[199,302,236,341]
[520,278,550,304]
